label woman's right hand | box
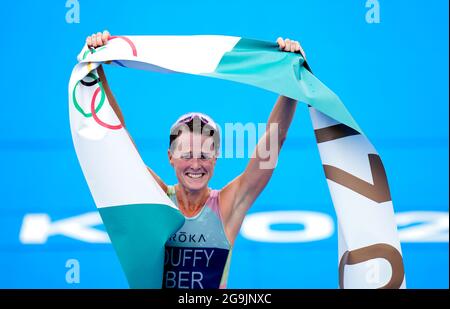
[86,30,110,48]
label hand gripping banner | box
[68,35,405,288]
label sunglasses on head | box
[176,113,210,126]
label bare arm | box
[89,31,168,193]
[220,38,304,243]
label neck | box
[175,185,210,213]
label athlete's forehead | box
[171,132,215,153]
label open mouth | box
[185,172,206,179]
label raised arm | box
[220,38,304,243]
[87,31,168,193]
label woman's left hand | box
[276,37,306,60]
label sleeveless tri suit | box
[163,185,233,289]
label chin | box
[185,184,206,192]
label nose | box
[190,158,200,169]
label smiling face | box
[168,132,217,192]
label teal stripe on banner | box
[99,204,184,288]
[205,38,362,134]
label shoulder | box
[217,179,241,224]
[219,175,244,212]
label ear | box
[168,149,174,167]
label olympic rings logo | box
[72,73,123,130]
[73,36,138,130]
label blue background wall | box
[0,0,447,288]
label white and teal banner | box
[68,35,405,288]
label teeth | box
[187,173,203,179]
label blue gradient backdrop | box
[0,0,448,288]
